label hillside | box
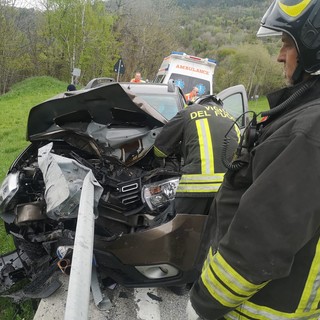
[177,0,272,55]
[177,0,269,7]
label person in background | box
[130,72,146,83]
[185,87,199,103]
[67,84,76,91]
[187,1,320,319]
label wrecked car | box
[0,81,249,301]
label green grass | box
[248,96,270,118]
[0,76,68,181]
[0,76,68,320]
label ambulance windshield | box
[168,74,211,96]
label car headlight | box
[141,177,180,211]
[0,172,20,212]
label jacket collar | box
[266,77,320,111]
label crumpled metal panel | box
[38,142,103,220]
[85,123,162,165]
[86,122,150,148]
[27,83,165,140]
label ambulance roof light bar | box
[170,51,217,65]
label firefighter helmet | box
[257,0,320,74]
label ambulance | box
[154,51,217,95]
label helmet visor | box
[257,26,282,37]
[257,0,285,37]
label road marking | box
[134,288,161,320]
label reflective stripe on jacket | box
[177,173,224,194]
[200,246,320,319]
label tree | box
[214,44,284,95]
[36,0,119,84]
[0,0,285,94]
[0,1,31,93]
[110,0,182,81]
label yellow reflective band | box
[213,256,266,297]
[298,239,320,312]
[179,173,225,183]
[200,251,268,309]
[204,119,213,171]
[236,300,320,320]
[154,146,167,157]
[214,252,267,293]
[176,183,221,193]
[279,0,311,17]
[196,118,215,175]
[224,312,239,320]
[235,124,241,143]
[201,266,246,308]
[202,247,214,272]
[202,257,209,272]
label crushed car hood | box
[27,83,166,141]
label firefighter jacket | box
[154,103,239,198]
[189,77,320,320]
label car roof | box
[119,82,180,94]
[83,77,184,97]
[84,77,115,89]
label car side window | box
[217,85,249,129]
[222,93,245,127]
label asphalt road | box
[34,273,190,320]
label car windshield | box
[137,93,180,120]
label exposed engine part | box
[15,201,46,225]
[57,259,71,275]
[0,250,29,293]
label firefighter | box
[154,100,239,215]
[187,1,320,319]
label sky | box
[14,0,42,9]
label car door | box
[217,84,249,130]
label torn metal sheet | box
[38,142,103,219]
[91,264,112,311]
